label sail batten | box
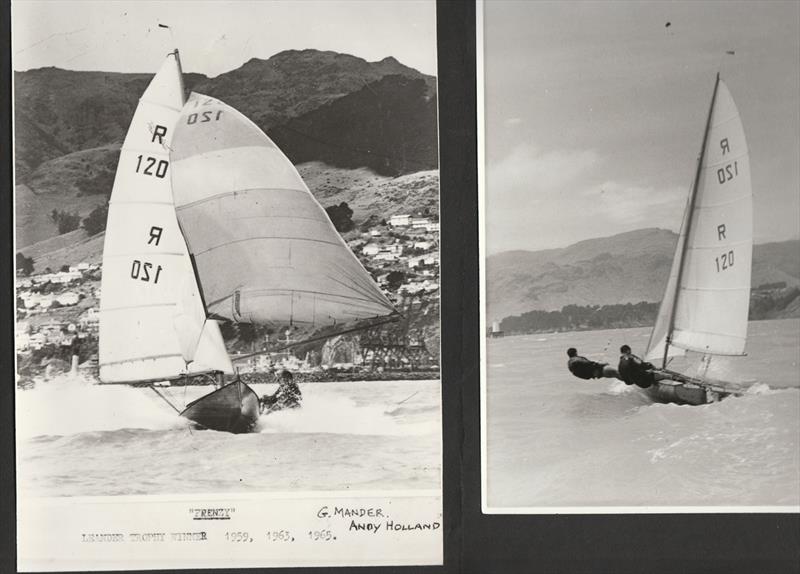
[645,76,752,364]
[171,92,396,328]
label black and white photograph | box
[12,0,442,569]
[479,0,800,511]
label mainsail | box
[170,93,396,327]
[646,75,753,364]
[99,55,233,383]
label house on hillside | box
[56,292,80,306]
[79,308,99,333]
[50,270,82,284]
[389,214,411,227]
[374,252,398,262]
[363,244,381,256]
[411,217,431,229]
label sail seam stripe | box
[678,286,750,292]
[206,289,388,309]
[100,353,184,367]
[702,151,749,168]
[121,146,171,157]
[103,252,185,257]
[693,197,751,209]
[325,265,394,306]
[710,113,741,129]
[193,235,343,255]
[109,200,176,206]
[684,239,750,248]
[139,99,182,113]
[174,187,309,210]
[214,214,329,223]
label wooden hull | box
[180,379,259,433]
[644,376,737,406]
[645,380,708,405]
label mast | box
[661,73,721,369]
[172,48,186,105]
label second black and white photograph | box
[479,0,800,512]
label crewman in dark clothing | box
[260,370,302,413]
[566,348,619,380]
[617,345,666,388]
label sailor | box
[259,370,302,413]
[617,345,666,388]
[566,348,619,379]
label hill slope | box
[14,50,435,176]
[487,229,800,321]
[270,74,438,176]
[19,163,439,273]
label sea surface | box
[485,318,800,509]
[16,378,441,498]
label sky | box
[12,0,437,76]
[482,0,800,253]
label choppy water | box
[16,378,441,497]
[485,318,800,509]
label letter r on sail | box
[152,124,168,144]
[148,226,163,245]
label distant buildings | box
[389,214,411,227]
[15,261,100,354]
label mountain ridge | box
[487,228,800,321]
[14,49,438,249]
[14,48,436,177]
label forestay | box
[646,76,752,363]
[170,93,396,327]
[645,194,690,364]
[99,56,233,383]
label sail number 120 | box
[715,250,734,273]
[135,155,169,178]
[131,259,162,283]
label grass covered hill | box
[15,49,439,251]
[487,228,800,322]
[14,49,436,177]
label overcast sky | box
[482,0,800,253]
[12,0,437,76]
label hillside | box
[14,49,438,250]
[13,68,206,177]
[14,49,435,177]
[271,74,438,175]
[19,163,438,273]
[298,162,439,220]
[193,50,433,130]
[487,229,800,321]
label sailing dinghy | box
[99,51,396,431]
[643,73,752,405]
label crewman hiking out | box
[566,347,619,380]
[617,345,668,389]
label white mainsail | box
[170,93,396,327]
[646,75,753,364]
[99,55,233,383]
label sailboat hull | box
[645,380,708,406]
[180,379,260,433]
[644,375,739,406]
